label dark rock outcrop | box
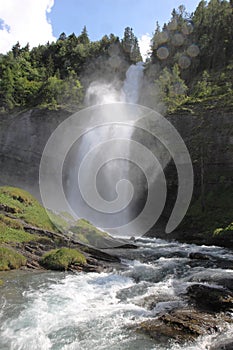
[16,222,123,273]
[189,252,210,260]
[138,308,232,343]
[137,282,233,344]
[187,284,233,312]
[0,108,71,199]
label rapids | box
[1,237,233,350]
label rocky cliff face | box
[0,107,232,239]
[168,109,233,190]
[0,109,71,199]
[144,108,233,241]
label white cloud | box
[0,0,56,53]
[138,33,152,61]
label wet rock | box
[137,308,232,343]
[215,278,233,292]
[134,294,178,310]
[116,282,150,302]
[189,252,210,260]
[186,271,233,292]
[187,284,233,312]
[210,340,233,350]
[0,203,18,213]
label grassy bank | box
[0,186,112,272]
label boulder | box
[137,308,232,343]
[187,284,233,312]
[189,252,210,260]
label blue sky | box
[49,0,201,40]
[0,0,201,55]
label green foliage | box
[78,26,90,45]
[192,67,233,99]
[156,64,188,110]
[0,246,26,271]
[193,0,233,71]
[193,71,213,98]
[40,70,83,110]
[214,222,233,236]
[0,187,55,231]
[122,27,142,63]
[147,0,233,111]
[0,27,135,112]
[40,247,86,270]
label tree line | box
[0,26,142,112]
[148,0,233,111]
[0,0,232,113]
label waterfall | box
[121,61,144,103]
[85,61,144,105]
[65,62,144,232]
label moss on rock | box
[0,246,27,271]
[40,247,86,270]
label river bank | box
[0,186,136,276]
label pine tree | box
[78,26,90,45]
[58,32,67,41]
[0,66,15,109]
[12,42,21,58]
[156,63,188,110]
[122,27,142,63]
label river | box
[1,237,233,350]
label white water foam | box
[2,238,233,349]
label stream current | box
[1,237,233,350]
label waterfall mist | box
[62,61,171,236]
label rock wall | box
[0,107,232,230]
[0,109,71,199]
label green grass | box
[0,186,55,231]
[40,247,86,270]
[0,279,3,286]
[0,246,26,271]
[70,218,109,246]
[0,214,39,243]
